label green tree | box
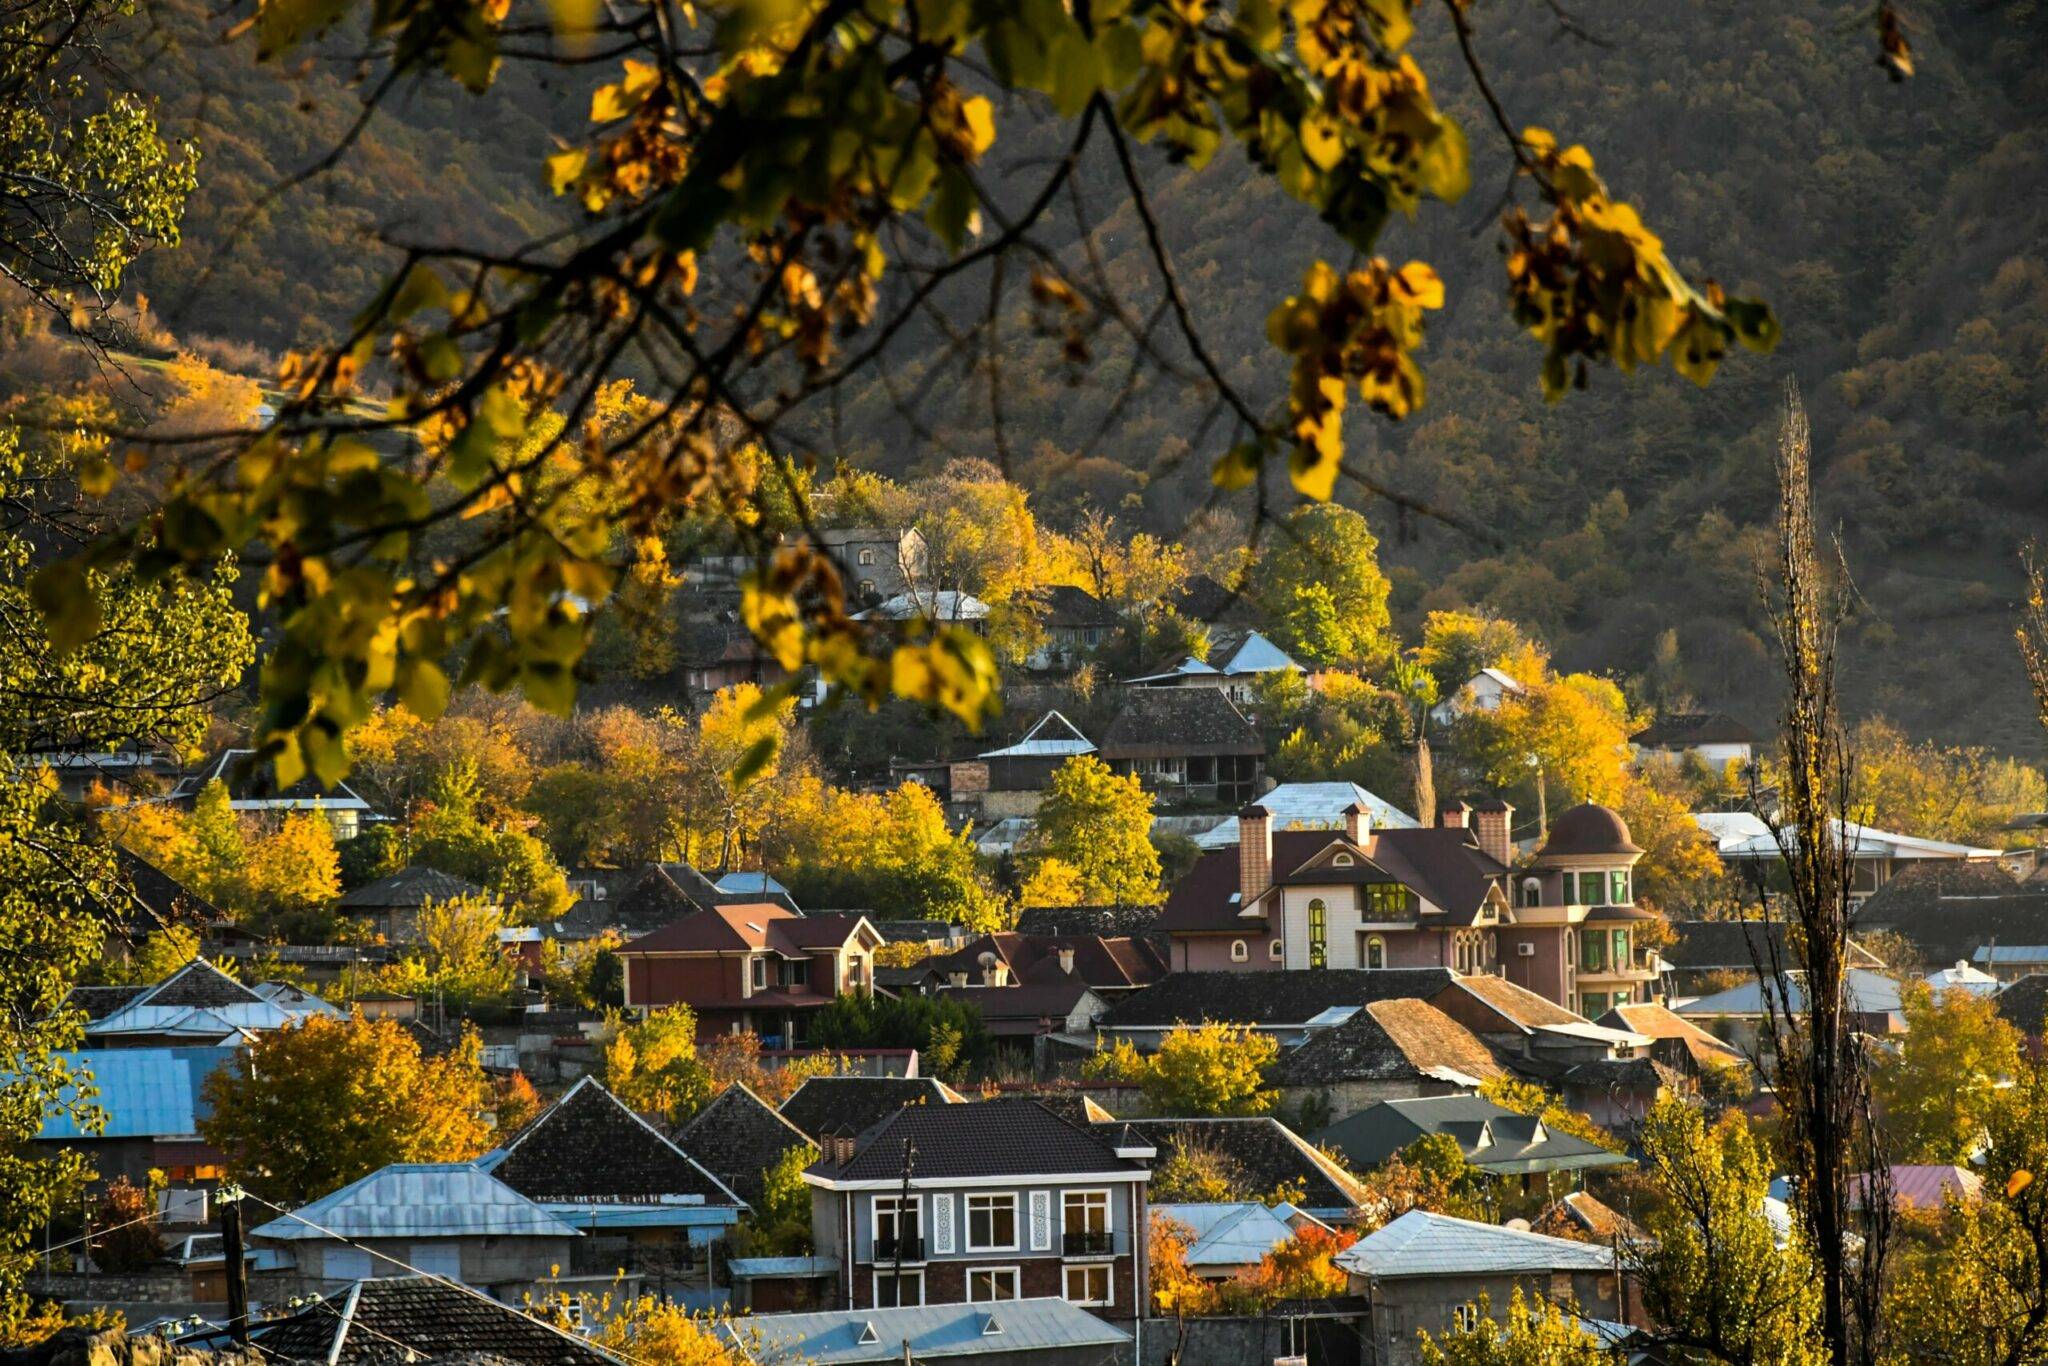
[807,992,991,1084]
[1419,1289,1611,1366]
[200,1014,494,1203]
[381,895,517,1008]
[409,762,574,921]
[1629,1098,1824,1366]
[602,1006,715,1126]
[1026,755,1161,907]
[1250,505,1396,668]
[1872,981,2023,1165]
[728,1144,819,1258]
[1084,1025,1277,1117]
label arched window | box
[1230,939,1248,963]
[1521,877,1542,908]
[857,547,876,566]
[1365,936,1386,970]
[1307,899,1328,969]
[1268,939,1284,961]
[1333,853,1354,867]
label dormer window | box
[1333,853,1354,867]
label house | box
[1675,968,1908,1051]
[173,748,373,840]
[33,1045,239,1194]
[338,866,492,942]
[617,903,884,1044]
[927,933,1168,999]
[1096,690,1265,808]
[608,860,803,938]
[1125,628,1303,703]
[1110,1117,1371,1225]
[1169,573,1259,626]
[1095,967,1462,1048]
[1335,1210,1627,1366]
[1593,1001,1746,1074]
[855,590,990,626]
[80,959,338,1046]
[1850,1164,1984,1212]
[1192,781,1419,849]
[1150,1202,1331,1279]
[676,1084,818,1208]
[29,746,178,802]
[822,526,929,604]
[727,1255,843,1314]
[936,979,1107,1041]
[1429,667,1525,727]
[1697,811,2002,905]
[743,1297,1132,1365]
[237,1275,616,1364]
[1925,960,2002,995]
[954,711,1097,819]
[1026,586,1121,672]
[1506,803,1666,1017]
[680,622,792,695]
[1535,1190,1643,1244]
[1315,1096,1630,1187]
[1267,998,1509,1114]
[802,1099,1154,1318]
[1853,861,2048,979]
[1995,975,2048,1038]
[249,1163,587,1300]
[1662,918,1884,996]
[480,1076,745,1259]
[780,1075,968,1143]
[1547,1056,1692,1132]
[1629,711,1759,771]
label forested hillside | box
[118,0,2048,750]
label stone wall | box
[1140,1311,1364,1366]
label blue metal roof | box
[716,871,792,897]
[36,1047,241,1140]
[251,1163,581,1240]
[740,1298,1130,1362]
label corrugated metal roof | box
[978,710,1096,759]
[740,1297,1131,1363]
[1975,945,2048,965]
[1154,1202,1303,1267]
[1336,1209,1615,1279]
[1699,813,1998,861]
[1676,967,1905,1018]
[727,1256,840,1277]
[36,1047,240,1140]
[1196,783,1419,848]
[251,1163,581,1240]
[715,871,791,896]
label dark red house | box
[618,903,883,1045]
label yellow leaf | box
[960,96,996,158]
[546,148,588,195]
[1299,110,1345,173]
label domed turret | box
[1536,803,1643,859]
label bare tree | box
[1749,382,1891,1365]
[2022,543,2048,744]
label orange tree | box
[19,0,1884,783]
[200,1013,494,1203]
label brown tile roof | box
[1599,1002,1743,1067]
[1100,969,1459,1028]
[1269,999,1508,1087]
[1541,1190,1643,1242]
[1535,804,1643,858]
[1100,690,1263,758]
[1440,974,1587,1030]
[929,932,1168,991]
[1157,828,1505,934]
[621,905,869,955]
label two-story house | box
[618,903,883,1044]
[803,1099,1154,1320]
[1152,797,1663,1016]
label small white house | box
[1429,667,1524,727]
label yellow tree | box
[603,1006,714,1125]
[1420,1289,1611,1366]
[1085,1024,1278,1117]
[1871,981,2023,1165]
[1027,755,1161,906]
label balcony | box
[1062,1230,1115,1257]
[872,1235,925,1263]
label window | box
[873,1195,922,1260]
[789,958,810,989]
[1365,883,1415,918]
[966,1267,1020,1302]
[1307,899,1328,969]
[1064,1264,1112,1306]
[873,1271,924,1307]
[751,957,767,990]
[1063,1191,1111,1256]
[1269,939,1284,960]
[1613,988,1633,1006]
[1452,1302,1480,1332]
[966,1194,1017,1251]
[1364,936,1386,970]
[1581,928,1608,971]
[1333,852,1354,867]
[1610,869,1631,905]
[1521,877,1542,908]
[1582,991,1608,1017]
[1230,939,1248,962]
[1611,929,1631,969]
[857,547,877,565]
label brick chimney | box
[1438,800,1471,830]
[1472,799,1514,868]
[1239,803,1272,908]
[1342,801,1370,847]
[1058,947,1076,975]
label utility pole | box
[219,1183,249,1346]
[890,1139,916,1306]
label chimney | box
[1473,799,1514,869]
[1238,804,1273,908]
[979,952,1006,987]
[1438,800,1471,830]
[948,970,969,989]
[1058,947,1076,975]
[1343,801,1370,847]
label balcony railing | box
[1062,1230,1115,1257]
[872,1235,925,1262]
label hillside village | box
[13,495,2048,1366]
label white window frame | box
[1364,935,1386,970]
[965,1266,1022,1303]
[1268,939,1284,961]
[871,1194,923,1258]
[871,1269,925,1307]
[1063,1263,1113,1307]
[1062,1189,1110,1234]
[1230,939,1248,962]
[751,956,767,991]
[965,1192,1019,1252]
[1452,1302,1480,1332]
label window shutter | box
[1029,1191,1052,1252]
[932,1194,955,1255]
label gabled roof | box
[856,590,989,622]
[250,1163,581,1240]
[64,985,147,1021]
[779,1075,966,1142]
[339,865,487,910]
[1700,814,1999,862]
[245,1276,615,1364]
[927,932,1168,993]
[935,979,1099,1030]
[1853,1164,1985,1211]
[486,1076,741,1207]
[1098,969,1460,1029]
[1153,1202,1323,1267]
[1126,628,1301,684]
[1539,1190,1643,1242]
[977,710,1096,760]
[1995,975,2048,1035]
[1631,711,1759,747]
[1194,783,1420,848]
[1315,1096,1630,1177]
[85,960,326,1040]
[176,748,372,811]
[1171,574,1259,625]
[115,847,224,927]
[675,1085,815,1208]
[1098,690,1263,758]
[1597,1002,1744,1067]
[742,1297,1130,1364]
[621,904,874,956]
[1117,1117,1369,1215]
[1268,999,1508,1087]
[1338,1209,1615,1278]
[1676,968,1906,1020]
[808,1099,1142,1183]
[1441,974,1593,1033]
[1034,584,1122,628]
[35,1046,239,1141]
